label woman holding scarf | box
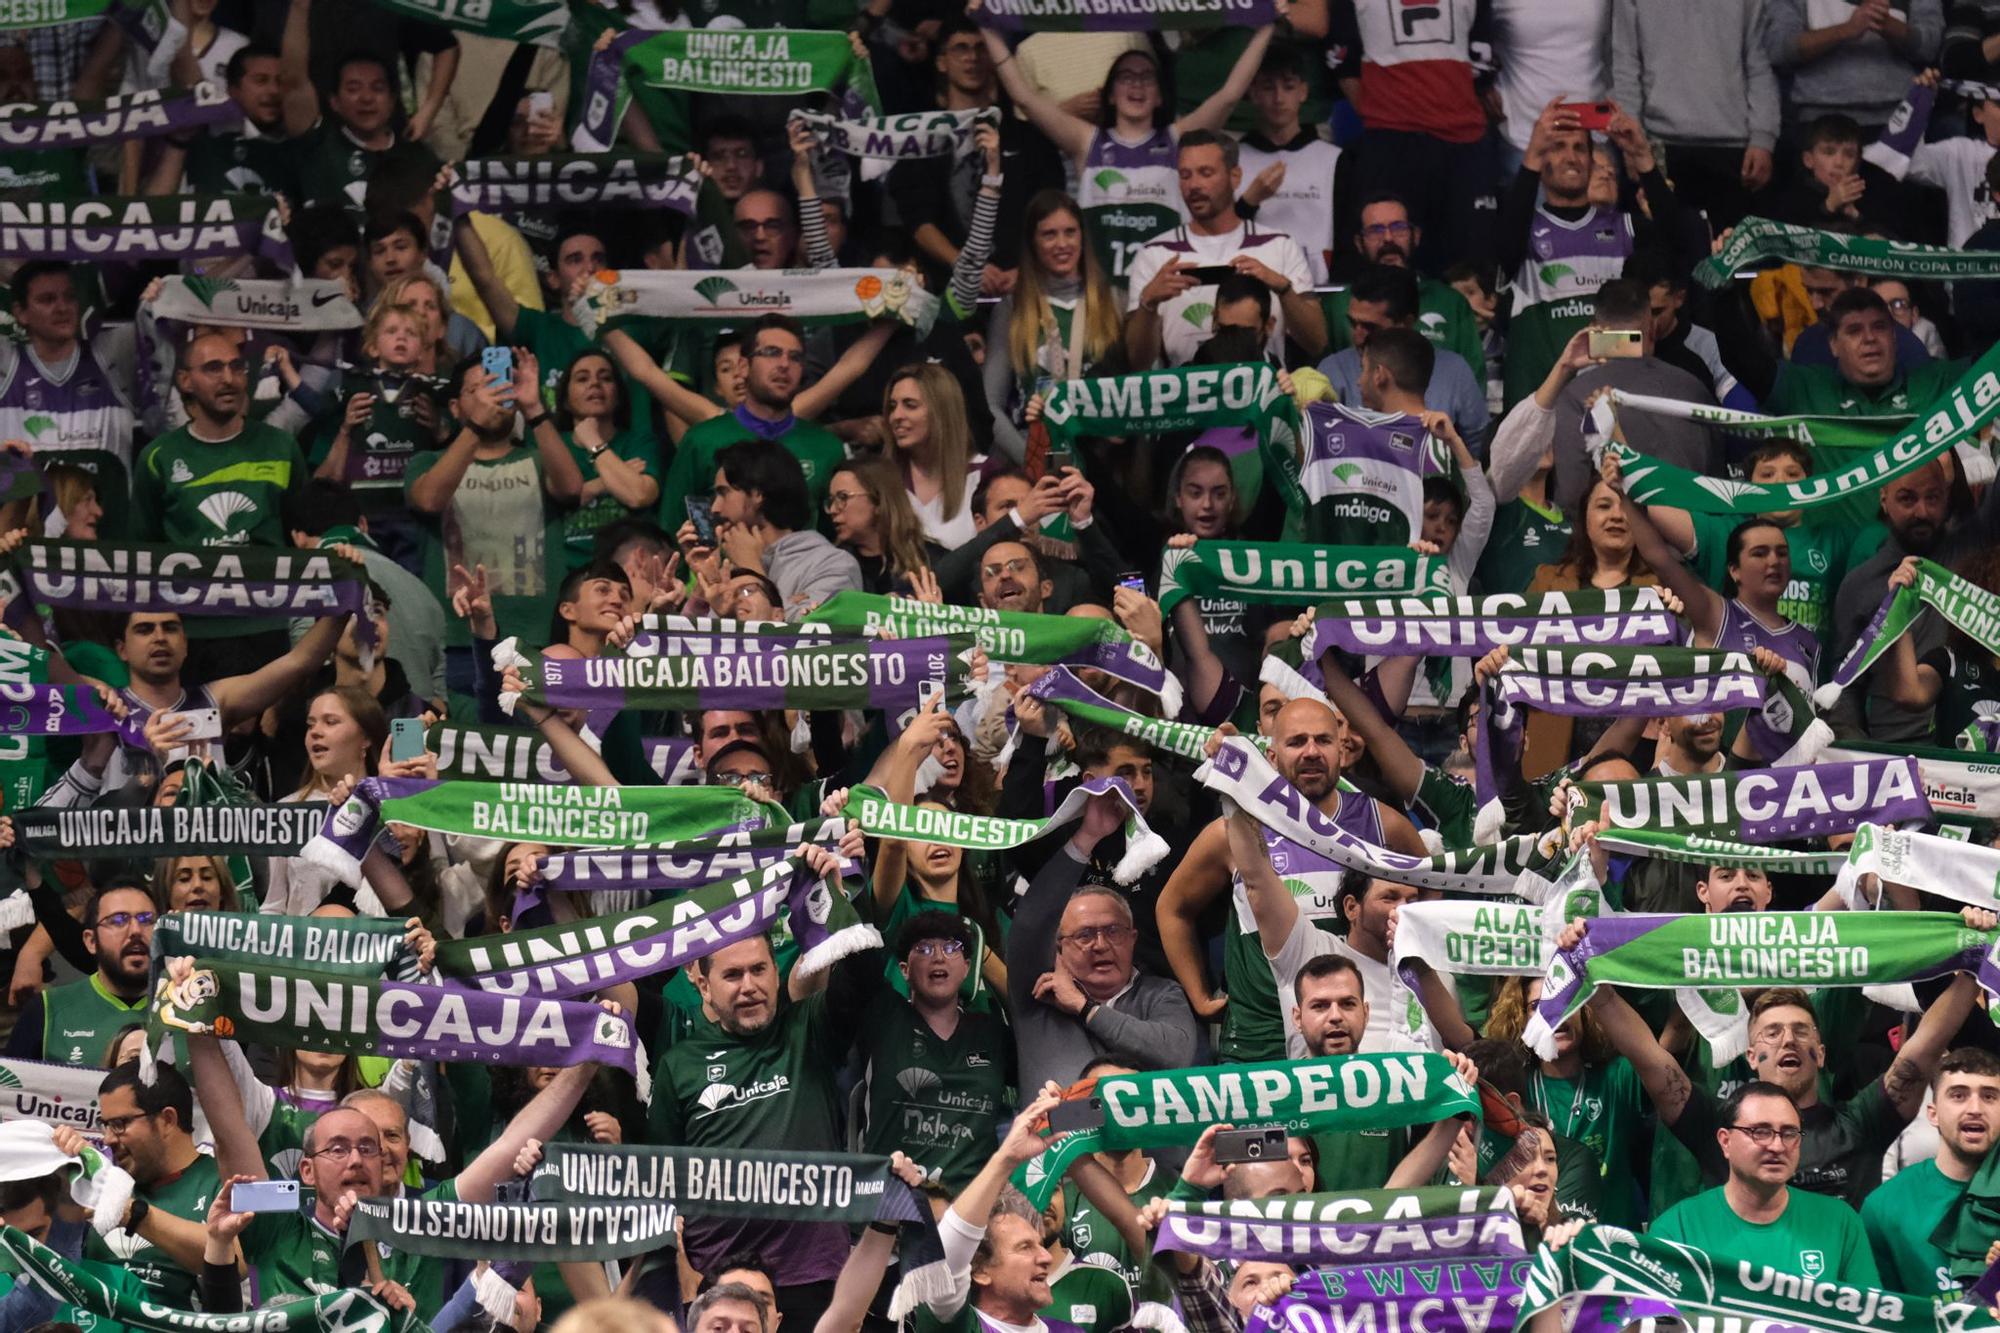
[262,687,390,916]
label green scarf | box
[1595,341,2000,514]
[1523,1223,1989,1330]
[1592,827,1848,876]
[347,1195,679,1262]
[1932,1124,2000,1279]
[364,0,567,45]
[1021,668,1216,762]
[1015,1054,1480,1209]
[1825,739,2000,830]
[152,910,416,979]
[0,0,111,26]
[843,781,1168,884]
[1159,540,1446,616]
[1602,388,1909,447]
[804,591,1138,662]
[1817,556,2000,708]
[1042,361,1298,459]
[622,28,877,101]
[0,1225,420,1332]
[576,267,937,339]
[1695,214,2000,287]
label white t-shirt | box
[1236,136,1342,285]
[1124,219,1314,366]
[1492,0,1611,152]
[1908,136,2000,249]
[193,26,250,86]
[910,468,984,550]
[1267,915,1396,1058]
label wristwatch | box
[589,441,612,459]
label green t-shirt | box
[40,972,147,1067]
[1685,511,1867,639]
[1324,276,1484,377]
[309,371,450,500]
[1653,1184,1880,1286]
[0,148,85,193]
[1766,359,1965,529]
[1672,1072,1900,1211]
[245,1179,451,1307]
[1312,1124,1412,1191]
[563,425,662,569]
[1042,1258,1134,1333]
[85,1150,220,1309]
[1502,295,1596,412]
[511,308,588,410]
[291,120,420,210]
[1861,1157,1964,1296]
[1413,768,1476,847]
[1218,910,1289,1064]
[1474,496,1570,597]
[1530,1059,1647,1229]
[658,409,846,534]
[650,992,842,1150]
[857,989,1011,1191]
[1063,1162,1166,1288]
[131,420,309,640]
[405,445,568,650]
[1928,644,1999,748]
[0,1246,145,1329]
[185,128,298,197]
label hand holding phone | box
[1558,101,1615,132]
[229,1179,302,1214]
[481,346,516,404]
[174,708,223,742]
[390,717,427,762]
[1045,1097,1106,1134]
[686,497,718,546]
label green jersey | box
[310,371,450,501]
[0,148,85,193]
[1766,359,1965,528]
[1860,1158,1964,1296]
[1042,1258,1134,1333]
[184,127,298,197]
[245,1180,449,1307]
[1653,1184,1879,1286]
[87,1151,220,1308]
[1685,510,1866,638]
[1063,1161,1166,1287]
[1324,276,1484,376]
[405,446,568,650]
[39,973,146,1067]
[1530,1059,1647,1229]
[563,425,662,569]
[1413,768,1476,847]
[659,408,846,533]
[1313,1124,1412,1190]
[0,1244,145,1330]
[1475,497,1569,596]
[292,121,414,210]
[856,991,1011,1191]
[131,420,309,640]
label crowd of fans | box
[0,0,1999,1330]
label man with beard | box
[1652,1082,1879,1282]
[1123,131,1322,369]
[1562,914,1988,1208]
[145,43,297,198]
[1862,1047,2000,1293]
[648,842,869,1327]
[408,352,582,669]
[855,915,1011,1191]
[7,884,153,1065]
[84,1062,219,1308]
[1008,792,1199,1092]
[1159,699,1429,1065]
[1321,193,1483,371]
[980,541,1054,616]
[705,442,860,619]
[661,317,848,526]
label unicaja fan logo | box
[695,276,740,306]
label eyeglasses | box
[1723,1124,1802,1146]
[824,490,864,513]
[982,558,1035,579]
[717,770,774,786]
[100,1111,157,1137]
[194,358,249,376]
[737,218,791,235]
[1061,924,1134,949]
[751,346,805,364]
[1886,297,1912,311]
[911,940,967,958]
[1113,69,1156,86]
[95,911,157,930]
[1361,222,1411,239]
[311,1139,382,1160]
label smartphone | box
[1045,1097,1106,1134]
[175,707,222,742]
[917,679,945,713]
[390,717,427,762]
[1045,447,1076,477]
[1187,265,1237,285]
[481,345,515,400]
[1117,571,1147,594]
[231,1179,302,1214]
[686,496,717,546]
[527,90,554,117]
[1559,100,1616,131]
[1587,328,1644,359]
[1211,1126,1289,1165]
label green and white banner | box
[844,779,1167,884]
[1159,540,1446,616]
[348,1195,679,1262]
[145,276,362,332]
[576,267,937,339]
[1593,826,1848,876]
[1834,822,2000,912]
[1817,556,2000,708]
[1695,215,2000,286]
[1602,389,1909,448]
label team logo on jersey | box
[197,490,258,538]
[1800,1250,1826,1278]
[1387,430,1415,453]
[1180,302,1213,329]
[1091,168,1130,199]
[170,459,194,483]
[706,1063,727,1081]
[1806,548,1828,573]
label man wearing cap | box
[855,914,1012,1190]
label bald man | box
[1157,697,1429,1066]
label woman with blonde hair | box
[984,191,1127,461]
[826,457,937,595]
[884,364,993,549]
[151,854,239,913]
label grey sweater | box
[1766,0,1943,127]
[765,529,864,619]
[1611,0,1781,149]
[1006,844,1201,1095]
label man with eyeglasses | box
[1320,194,1484,375]
[855,914,1010,1190]
[1007,790,1200,1092]
[660,316,847,530]
[1563,913,1989,1210]
[85,1060,219,1309]
[1651,1080,1880,1284]
[131,330,314,680]
[6,883,155,1066]
[0,260,138,536]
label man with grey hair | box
[924,1089,1073,1333]
[687,1281,773,1333]
[1006,790,1201,1092]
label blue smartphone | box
[390,717,426,762]
[481,345,515,401]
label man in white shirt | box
[1124,129,1323,368]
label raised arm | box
[1604,455,1721,640]
[211,613,348,726]
[1225,799,1297,957]
[977,22,1094,160]
[602,327,723,426]
[455,1057,599,1202]
[1881,966,1981,1119]
[1316,642,1426,806]
[187,1032,270,1185]
[454,214,523,340]
[797,322,898,420]
[1176,24,1278,134]
[1155,818,1231,1020]
[1562,919,1692,1126]
[1385,1051,1479,1186]
[278,0,320,137]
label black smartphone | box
[1187,265,1237,285]
[1211,1126,1288,1165]
[1045,1097,1106,1134]
[686,496,718,546]
[1117,570,1147,593]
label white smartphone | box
[917,679,944,712]
[231,1179,301,1213]
[175,708,222,742]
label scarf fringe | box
[887,1257,956,1321]
[1157,671,1185,720]
[1472,797,1505,846]
[793,921,883,982]
[1258,654,1322,703]
[1773,715,1835,768]
[1131,1301,1187,1333]
[493,636,530,716]
[298,834,365,890]
[1811,682,1844,712]
[1115,827,1171,885]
